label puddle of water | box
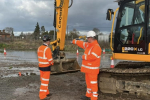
[0,50,38,62]
[14,83,39,96]
[14,87,29,95]
[0,50,123,78]
[1,67,40,78]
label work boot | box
[80,95,90,100]
[46,93,52,97]
[40,96,51,100]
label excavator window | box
[118,0,145,45]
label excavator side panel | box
[112,53,150,62]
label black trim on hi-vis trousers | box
[39,66,51,71]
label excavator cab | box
[99,0,150,99]
[108,0,150,61]
[50,0,80,74]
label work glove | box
[51,61,54,66]
[71,39,76,44]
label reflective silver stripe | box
[87,88,91,94]
[87,88,91,90]
[93,92,97,94]
[85,55,87,60]
[82,64,99,69]
[91,52,101,58]
[93,92,98,97]
[48,58,53,61]
[42,78,49,81]
[87,90,91,94]
[88,46,94,55]
[39,62,49,64]
[75,40,77,44]
[41,83,48,86]
[38,56,47,59]
[93,94,98,97]
[40,89,47,92]
[43,47,48,59]
[91,81,97,84]
[83,42,86,49]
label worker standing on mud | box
[37,35,54,100]
[72,31,102,100]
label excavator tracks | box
[99,62,150,99]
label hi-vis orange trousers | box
[39,71,50,99]
[85,73,98,100]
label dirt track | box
[0,72,86,100]
[0,52,143,100]
[0,71,143,100]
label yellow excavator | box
[78,36,86,41]
[75,35,86,41]
[50,0,150,99]
[50,0,80,74]
[99,0,150,99]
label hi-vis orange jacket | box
[73,40,101,74]
[37,44,53,71]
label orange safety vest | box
[37,43,53,71]
[73,40,101,74]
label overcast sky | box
[0,0,118,36]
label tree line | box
[4,22,103,40]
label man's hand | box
[51,61,54,66]
[71,39,76,44]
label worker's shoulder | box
[45,47,52,52]
[94,44,101,48]
[39,45,51,49]
[94,44,101,50]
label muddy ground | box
[0,65,142,100]
[0,52,143,100]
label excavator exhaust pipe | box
[51,58,80,74]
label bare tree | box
[41,26,45,34]
[93,28,100,35]
[68,29,80,39]
[5,27,13,35]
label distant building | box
[109,32,115,43]
[0,30,11,41]
[98,34,109,42]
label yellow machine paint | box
[51,0,69,51]
[113,53,150,62]
[50,0,80,74]
[79,36,86,40]
[110,8,119,51]
[149,43,150,54]
[56,0,69,50]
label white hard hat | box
[87,31,96,37]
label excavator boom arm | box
[52,0,70,51]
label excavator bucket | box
[51,58,80,74]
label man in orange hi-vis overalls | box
[72,31,101,100]
[37,35,54,100]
